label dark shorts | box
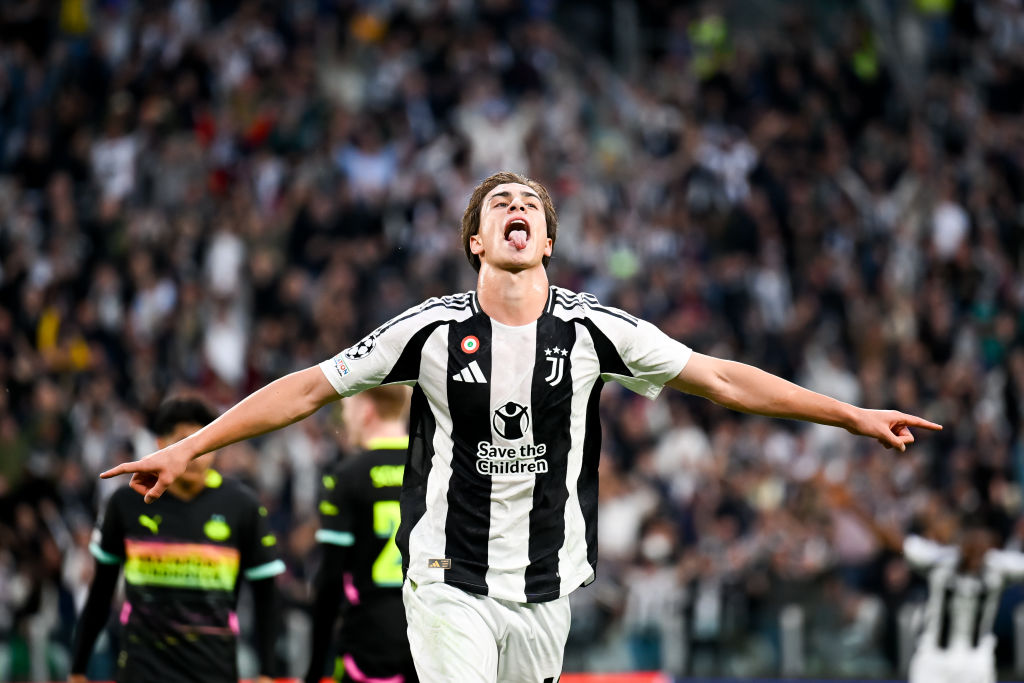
[336,595,417,682]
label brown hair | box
[362,385,412,421]
[460,171,558,271]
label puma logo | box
[138,514,161,534]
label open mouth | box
[504,217,530,250]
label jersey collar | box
[366,436,410,451]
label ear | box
[543,237,553,258]
[470,233,484,256]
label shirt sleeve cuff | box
[89,542,124,565]
[315,529,355,547]
[318,357,349,395]
[244,559,286,580]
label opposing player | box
[102,171,941,682]
[305,385,417,683]
[72,397,284,683]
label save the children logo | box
[492,401,529,440]
[475,440,549,476]
[478,402,549,476]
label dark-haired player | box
[904,515,1024,683]
[305,385,417,683]
[70,397,284,683]
[104,171,940,682]
[827,483,1024,683]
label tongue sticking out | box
[509,230,528,250]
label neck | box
[168,478,205,502]
[475,263,549,326]
[359,419,408,449]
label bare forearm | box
[669,355,861,429]
[668,352,941,451]
[186,367,338,459]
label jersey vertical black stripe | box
[397,386,436,574]
[971,585,988,647]
[580,380,604,572]
[578,320,635,573]
[581,319,633,378]
[524,317,576,601]
[938,582,955,649]
[383,322,447,384]
[443,316,494,592]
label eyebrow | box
[488,190,542,204]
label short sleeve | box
[613,318,693,398]
[241,498,286,581]
[315,468,355,548]
[985,549,1024,581]
[581,297,691,399]
[903,534,955,571]
[89,491,126,565]
[318,299,458,397]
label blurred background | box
[0,0,1022,680]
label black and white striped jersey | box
[318,286,691,603]
[905,535,1024,651]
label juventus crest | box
[544,346,568,386]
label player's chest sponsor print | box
[477,402,549,477]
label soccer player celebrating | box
[305,385,418,683]
[826,482,1024,683]
[103,171,941,682]
[72,397,284,683]
[904,517,1024,683]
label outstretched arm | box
[667,353,941,450]
[101,367,339,502]
[822,478,905,552]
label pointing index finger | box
[100,462,136,479]
[898,414,943,431]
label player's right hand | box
[68,674,89,683]
[100,441,192,503]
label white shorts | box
[908,638,996,683]
[403,579,570,683]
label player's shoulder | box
[548,286,639,326]
[904,534,956,564]
[346,292,478,357]
[105,484,141,512]
[205,471,261,507]
[398,291,478,320]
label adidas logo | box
[452,360,486,383]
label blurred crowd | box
[1,0,1023,680]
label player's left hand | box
[255,676,274,683]
[847,409,942,452]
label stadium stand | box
[1,0,1022,680]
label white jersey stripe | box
[483,320,539,601]
[558,328,600,594]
